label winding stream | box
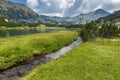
[0,37,82,80]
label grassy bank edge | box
[0,31,78,70]
[21,38,120,80]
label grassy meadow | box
[0,25,65,30]
[21,38,120,80]
[0,31,78,70]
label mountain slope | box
[39,15,72,25]
[0,16,21,27]
[97,10,120,23]
[0,0,40,23]
[0,1,110,25]
[69,9,110,24]
[39,9,110,25]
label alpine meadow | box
[0,0,120,80]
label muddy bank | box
[0,37,82,80]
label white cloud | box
[26,0,120,17]
[43,13,63,17]
[64,0,120,17]
[46,2,51,6]
[111,0,120,3]
[26,0,39,8]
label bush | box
[80,22,119,41]
[99,23,119,38]
[80,21,98,41]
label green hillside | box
[97,10,120,23]
[0,16,21,27]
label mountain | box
[67,9,110,24]
[97,10,120,24]
[39,15,72,25]
[0,16,22,27]
[0,16,7,23]
[39,9,110,25]
[0,0,110,25]
[0,0,40,23]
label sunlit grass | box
[0,31,78,70]
[0,25,65,30]
[21,38,120,80]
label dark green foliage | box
[0,22,22,27]
[26,23,41,27]
[44,23,57,27]
[79,26,88,41]
[58,24,68,27]
[119,28,120,33]
[97,10,120,23]
[67,24,84,28]
[0,16,6,23]
[99,23,119,38]
[80,21,98,41]
[0,16,22,27]
[80,21,119,41]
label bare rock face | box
[0,0,40,23]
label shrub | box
[99,23,119,38]
[80,21,98,41]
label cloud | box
[26,0,120,17]
[26,0,39,8]
[102,0,120,12]
[26,0,76,17]
[46,2,51,7]
[64,0,120,17]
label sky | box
[9,0,120,17]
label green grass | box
[21,38,120,80]
[0,31,78,70]
[0,25,65,30]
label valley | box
[0,0,120,80]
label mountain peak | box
[94,9,110,14]
[95,9,105,11]
[97,9,120,23]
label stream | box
[0,37,82,80]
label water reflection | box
[0,28,80,38]
[0,29,63,38]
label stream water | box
[0,37,82,80]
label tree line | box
[79,21,120,41]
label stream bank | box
[0,37,82,80]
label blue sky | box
[9,0,26,4]
[9,0,120,17]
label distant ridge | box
[39,9,110,25]
[68,9,110,24]
[0,0,111,25]
[97,10,120,23]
